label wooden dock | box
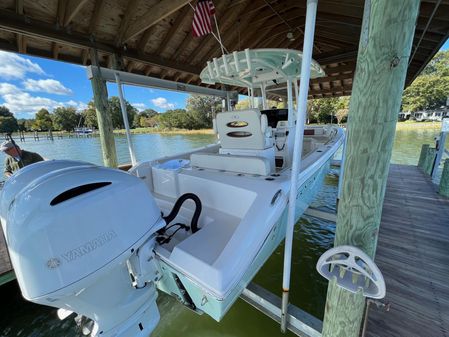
[366,164,449,337]
[0,225,13,285]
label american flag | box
[192,0,216,38]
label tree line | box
[0,95,221,133]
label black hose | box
[163,193,202,233]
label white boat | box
[74,127,94,135]
[0,49,344,337]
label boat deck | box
[366,164,449,337]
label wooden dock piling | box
[422,147,436,175]
[439,158,449,197]
[89,49,118,167]
[321,1,420,336]
[417,144,429,169]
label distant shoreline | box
[5,121,442,139]
[113,128,215,135]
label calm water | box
[0,128,444,337]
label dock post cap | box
[316,245,386,299]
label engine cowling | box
[2,161,165,336]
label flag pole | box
[188,2,228,54]
[213,15,226,55]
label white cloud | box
[0,83,21,95]
[151,97,175,109]
[0,83,85,115]
[132,102,147,111]
[66,100,87,111]
[23,79,73,95]
[0,51,45,80]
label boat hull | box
[155,157,332,321]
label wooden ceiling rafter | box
[199,0,271,65]
[122,0,192,44]
[15,0,25,53]
[157,5,191,57]
[80,0,104,65]
[0,0,446,98]
[116,0,140,47]
[0,9,201,75]
[64,0,89,27]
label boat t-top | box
[0,48,344,337]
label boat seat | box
[196,109,275,174]
[190,152,271,176]
[216,109,273,150]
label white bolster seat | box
[190,152,271,176]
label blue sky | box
[0,38,448,119]
[0,52,190,119]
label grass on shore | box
[9,121,443,139]
[113,127,215,135]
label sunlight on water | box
[0,127,444,336]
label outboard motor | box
[0,160,96,239]
[1,161,165,337]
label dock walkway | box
[0,225,12,285]
[366,164,449,337]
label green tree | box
[53,106,80,131]
[108,96,138,129]
[402,75,449,112]
[0,106,19,133]
[158,109,190,129]
[24,119,35,131]
[82,102,98,129]
[422,50,449,76]
[33,108,53,131]
[402,50,449,112]
[186,95,221,129]
[135,109,159,128]
[17,119,28,131]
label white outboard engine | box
[1,161,165,337]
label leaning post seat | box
[191,109,276,175]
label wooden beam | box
[314,49,358,65]
[323,63,357,74]
[122,0,191,43]
[200,0,267,64]
[52,42,59,59]
[0,9,202,76]
[308,86,352,96]
[15,0,24,53]
[310,73,354,85]
[158,5,191,56]
[57,0,69,28]
[64,0,89,27]
[321,1,420,337]
[116,0,140,46]
[172,32,193,60]
[88,0,104,35]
